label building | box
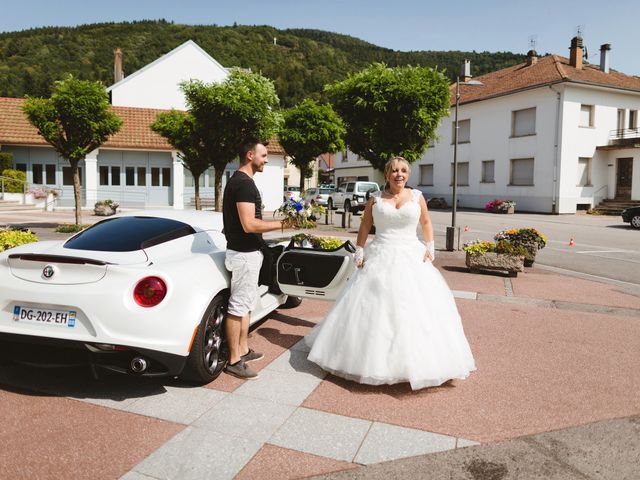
[0,40,288,211]
[409,38,640,213]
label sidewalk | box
[0,210,639,479]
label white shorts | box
[225,249,264,317]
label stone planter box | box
[94,204,117,216]
[466,252,525,277]
[493,206,515,214]
[521,243,538,267]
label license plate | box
[13,305,76,327]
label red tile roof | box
[455,55,640,105]
[0,97,286,156]
[0,97,173,150]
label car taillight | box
[133,276,167,307]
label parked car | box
[621,206,640,229]
[283,185,301,202]
[328,181,380,213]
[303,186,335,206]
[0,210,355,383]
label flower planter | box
[465,252,525,277]
[521,242,538,267]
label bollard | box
[347,211,351,229]
[340,211,346,228]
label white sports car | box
[0,210,355,383]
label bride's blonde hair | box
[384,156,411,179]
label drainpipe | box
[549,84,562,214]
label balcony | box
[608,127,640,147]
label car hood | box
[4,241,148,285]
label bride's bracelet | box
[354,246,364,266]
[422,240,435,260]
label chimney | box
[526,49,538,66]
[114,48,124,83]
[460,60,471,82]
[600,43,611,73]
[569,36,583,69]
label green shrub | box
[1,169,26,193]
[463,239,527,257]
[494,240,528,256]
[0,229,38,252]
[0,152,13,171]
[55,224,89,233]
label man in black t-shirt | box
[222,140,288,379]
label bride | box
[305,157,476,390]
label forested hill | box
[0,20,526,107]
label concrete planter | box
[94,204,117,216]
[466,252,525,277]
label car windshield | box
[64,216,196,252]
[357,183,378,192]
[319,188,334,194]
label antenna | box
[528,35,537,52]
[575,24,585,38]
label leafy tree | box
[326,63,450,171]
[151,110,209,210]
[0,152,13,171]
[279,99,345,192]
[181,70,282,211]
[23,75,122,224]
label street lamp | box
[445,76,483,251]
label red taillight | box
[133,276,167,307]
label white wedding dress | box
[305,189,476,390]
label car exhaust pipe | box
[130,357,148,373]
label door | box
[276,241,356,300]
[616,158,633,199]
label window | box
[125,166,135,186]
[162,168,171,187]
[151,167,160,186]
[512,108,536,136]
[62,167,82,186]
[510,158,534,186]
[481,160,495,183]
[452,119,471,143]
[579,104,594,127]
[45,164,56,184]
[137,167,146,186]
[617,109,625,131]
[629,110,638,129]
[450,162,469,186]
[419,164,434,186]
[577,157,591,186]
[346,183,354,193]
[99,166,109,186]
[16,163,26,172]
[111,166,121,186]
[32,164,43,184]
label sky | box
[2,0,639,76]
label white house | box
[0,40,287,211]
[409,38,640,214]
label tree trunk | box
[214,168,224,212]
[194,173,201,210]
[72,160,82,225]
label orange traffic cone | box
[569,238,574,247]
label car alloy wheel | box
[631,215,640,229]
[181,292,229,383]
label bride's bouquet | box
[274,199,326,230]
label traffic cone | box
[464,225,469,232]
[569,238,574,247]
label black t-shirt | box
[222,171,265,252]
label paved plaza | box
[0,209,639,479]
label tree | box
[326,63,451,171]
[181,70,282,211]
[151,110,209,210]
[279,99,345,192]
[23,75,122,224]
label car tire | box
[181,291,229,384]
[327,198,334,210]
[631,215,640,229]
[280,295,303,309]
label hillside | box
[0,20,526,107]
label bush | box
[1,169,26,193]
[463,239,527,257]
[0,152,13,171]
[494,228,547,250]
[55,224,89,233]
[0,229,38,252]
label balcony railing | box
[608,127,640,146]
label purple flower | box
[293,201,303,212]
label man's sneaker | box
[224,360,259,380]
[241,349,264,363]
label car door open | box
[276,241,356,300]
